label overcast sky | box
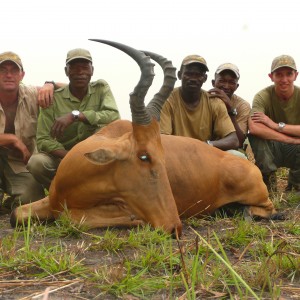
[2,0,300,119]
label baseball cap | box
[0,51,23,70]
[215,63,240,79]
[181,54,209,71]
[66,48,93,64]
[271,55,297,73]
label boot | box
[263,171,277,192]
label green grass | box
[0,168,299,299]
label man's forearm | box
[50,149,68,159]
[248,119,300,144]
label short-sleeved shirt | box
[0,84,39,173]
[37,79,120,153]
[251,85,300,124]
[160,87,235,141]
[231,94,251,135]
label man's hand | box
[12,138,31,164]
[38,83,55,108]
[51,114,74,139]
[208,87,232,111]
[251,112,277,130]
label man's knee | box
[27,153,59,189]
[27,153,57,178]
[28,153,46,175]
[227,149,247,159]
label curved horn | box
[89,39,155,125]
[142,51,177,121]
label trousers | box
[0,154,45,205]
[248,134,300,188]
[27,152,61,190]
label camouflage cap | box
[0,51,23,70]
[215,63,240,79]
[181,54,209,71]
[271,55,297,73]
[66,48,93,64]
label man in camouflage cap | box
[0,51,55,211]
[160,55,239,152]
[249,54,300,194]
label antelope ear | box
[84,139,131,165]
[84,148,117,165]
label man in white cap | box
[249,54,300,194]
[0,51,55,210]
[208,63,251,152]
[27,48,120,190]
[160,54,239,151]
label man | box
[208,63,251,150]
[27,48,120,189]
[160,55,239,151]
[0,51,54,209]
[248,54,300,193]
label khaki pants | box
[248,134,300,189]
[0,155,45,205]
[27,152,61,190]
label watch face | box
[72,110,80,119]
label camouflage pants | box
[0,155,45,206]
[27,152,62,190]
[248,134,300,189]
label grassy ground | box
[0,169,299,299]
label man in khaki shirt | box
[249,55,300,193]
[208,63,251,152]
[0,52,54,209]
[160,55,239,152]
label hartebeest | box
[11,40,277,236]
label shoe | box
[263,171,277,192]
[1,196,17,211]
[285,182,293,192]
[0,188,4,202]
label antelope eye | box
[139,153,151,162]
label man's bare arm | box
[37,82,67,108]
[248,116,300,144]
[210,132,239,151]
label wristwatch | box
[71,110,80,121]
[44,81,55,88]
[228,108,237,116]
[278,122,286,131]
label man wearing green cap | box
[0,51,56,210]
[160,54,239,152]
[249,54,300,194]
[27,48,120,190]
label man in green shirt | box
[248,55,300,193]
[27,48,120,189]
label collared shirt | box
[230,94,251,135]
[251,85,300,124]
[160,87,235,141]
[0,84,39,173]
[37,79,120,152]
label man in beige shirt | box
[0,52,53,210]
[208,63,251,151]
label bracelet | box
[207,140,214,146]
[44,81,55,88]
[228,108,237,116]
